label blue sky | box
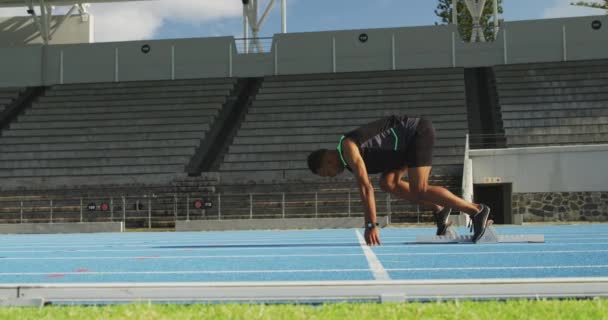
[0,0,604,42]
[153,0,604,40]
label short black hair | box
[307,149,328,174]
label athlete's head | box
[307,149,344,177]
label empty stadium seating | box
[0,87,22,113]
[494,59,608,147]
[219,68,469,182]
[0,79,236,189]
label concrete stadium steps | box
[0,78,236,189]
[21,107,219,121]
[3,123,210,137]
[0,147,196,161]
[45,84,233,96]
[32,96,227,108]
[37,90,230,103]
[503,117,608,129]
[234,125,466,138]
[26,103,222,115]
[223,147,464,162]
[242,112,467,124]
[230,134,465,146]
[0,156,191,170]
[0,134,202,147]
[219,165,463,182]
[50,78,236,90]
[249,103,465,115]
[506,125,608,136]
[258,80,464,94]
[0,87,22,112]
[0,164,187,178]
[494,59,608,147]
[252,94,465,107]
[255,86,465,100]
[9,116,213,130]
[501,107,608,119]
[220,157,463,172]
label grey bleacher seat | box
[494,59,608,147]
[0,79,236,189]
[218,68,469,183]
[0,87,22,113]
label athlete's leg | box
[407,166,481,216]
[379,167,442,212]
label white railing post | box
[562,25,567,62]
[20,200,23,224]
[461,134,474,227]
[80,197,83,223]
[332,37,336,73]
[171,45,175,80]
[114,47,119,82]
[122,196,126,224]
[347,191,351,217]
[391,33,396,70]
[49,199,53,224]
[250,194,253,219]
[148,198,152,229]
[218,193,222,220]
[186,195,190,221]
[315,192,318,218]
[229,43,233,77]
[59,50,64,84]
[503,28,508,64]
[110,197,114,222]
[452,31,456,67]
[282,192,285,218]
[274,40,279,75]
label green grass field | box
[0,299,606,320]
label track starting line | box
[415,221,545,244]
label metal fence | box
[0,190,431,229]
[234,37,274,54]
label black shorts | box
[404,118,435,168]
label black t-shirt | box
[338,115,420,174]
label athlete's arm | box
[342,138,381,246]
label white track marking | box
[2,249,607,261]
[387,265,608,271]
[355,229,390,281]
[0,269,371,276]
[0,253,364,260]
[1,265,607,277]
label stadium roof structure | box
[0,0,154,44]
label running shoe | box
[472,204,491,243]
[433,207,452,236]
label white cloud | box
[1,0,243,42]
[543,0,605,18]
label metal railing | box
[234,37,274,54]
[0,190,439,229]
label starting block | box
[415,221,544,244]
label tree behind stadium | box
[435,0,504,42]
[571,0,608,12]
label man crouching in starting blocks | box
[307,115,491,245]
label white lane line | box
[355,229,390,281]
[377,249,608,256]
[1,265,607,277]
[0,241,361,249]
[0,253,363,260]
[0,269,371,276]
[387,265,608,271]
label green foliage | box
[435,0,504,41]
[571,0,608,11]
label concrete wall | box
[0,15,607,87]
[0,222,124,234]
[0,15,91,46]
[469,144,608,193]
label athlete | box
[307,115,490,246]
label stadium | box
[0,0,607,317]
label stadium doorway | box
[474,183,513,224]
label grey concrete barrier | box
[0,222,124,234]
[176,216,390,232]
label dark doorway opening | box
[473,183,513,224]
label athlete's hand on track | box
[364,228,381,246]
